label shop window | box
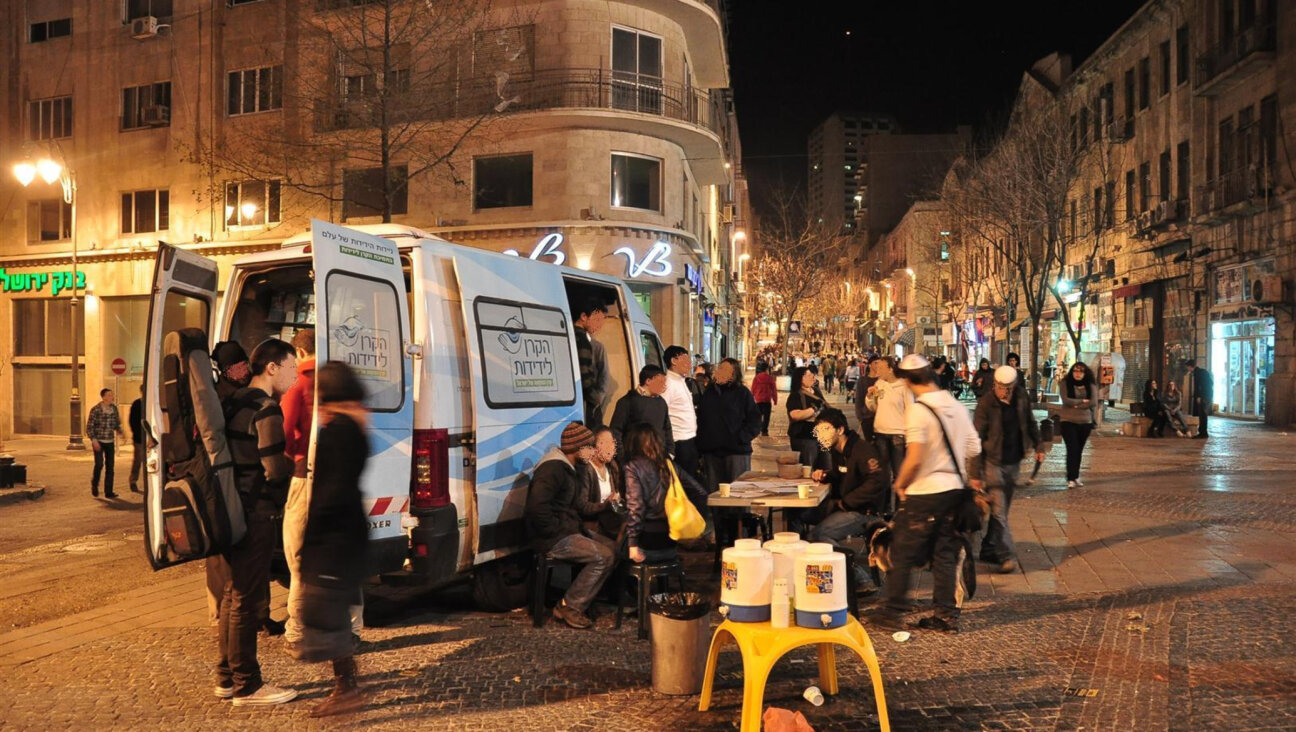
[224,180,281,228]
[27,96,72,140]
[473,154,533,209]
[121,189,169,234]
[124,0,172,21]
[14,298,84,357]
[343,166,408,219]
[610,153,661,212]
[121,82,171,130]
[27,199,72,242]
[29,18,71,43]
[13,365,83,435]
[227,66,283,116]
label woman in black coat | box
[1142,379,1169,437]
[289,362,370,717]
[623,423,708,564]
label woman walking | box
[786,366,826,466]
[1059,362,1097,488]
[969,358,993,398]
[288,362,370,717]
[623,423,708,564]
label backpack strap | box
[917,401,968,487]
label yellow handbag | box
[665,461,706,541]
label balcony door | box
[611,27,662,115]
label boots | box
[311,656,364,718]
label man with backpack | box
[211,338,299,706]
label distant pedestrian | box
[608,365,674,459]
[286,362,370,717]
[661,345,701,482]
[86,388,126,498]
[1041,357,1056,394]
[696,358,763,492]
[1184,358,1213,439]
[822,354,838,394]
[842,359,860,400]
[128,385,144,493]
[853,356,879,439]
[573,299,611,428]
[969,359,993,399]
[1059,362,1097,488]
[1005,352,1026,388]
[786,366,826,466]
[969,366,1044,574]
[750,361,778,437]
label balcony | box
[618,0,728,87]
[1195,22,1277,96]
[322,68,727,183]
[1193,165,1276,220]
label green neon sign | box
[0,268,87,296]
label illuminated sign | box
[504,232,566,265]
[683,263,704,295]
[0,268,87,296]
[615,241,673,278]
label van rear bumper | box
[368,535,410,577]
[410,505,459,584]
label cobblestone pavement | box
[1,392,1294,731]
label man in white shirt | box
[864,356,913,500]
[661,345,701,481]
[867,354,982,634]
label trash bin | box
[648,592,711,696]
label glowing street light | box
[37,158,63,184]
[12,161,36,187]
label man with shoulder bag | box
[865,355,982,635]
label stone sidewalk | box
[1,391,1293,730]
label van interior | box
[562,278,633,413]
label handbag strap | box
[918,401,968,487]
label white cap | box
[897,354,930,371]
[994,365,1019,384]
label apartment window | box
[1218,116,1235,177]
[1159,150,1172,205]
[27,199,72,242]
[120,189,169,234]
[1176,141,1190,202]
[1069,114,1078,151]
[15,299,84,357]
[611,27,663,113]
[1259,95,1278,169]
[1159,41,1171,96]
[1079,108,1089,148]
[1104,181,1115,228]
[1176,25,1190,85]
[1069,199,1077,239]
[225,180,282,227]
[27,97,73,141]
[228,66,283,116]
[1092,187,1103,231]
[1138,57,1150,110]
[342,166,408,219]
[124,0,172,20]
[29,18,71,43]
[1123,68,1135,119]
[1139,161,1151,212]
[473,154,532,209]
[121,82,171,129]
[1100,83,1114,125]
[1125,170,1136,221]
[1219,0,1235,45]
[610,153,661,211]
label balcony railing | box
[1194,165,1275,215]
[321,68,718,135]
[1195,21,1277,92]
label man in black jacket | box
[696,358,763,492]
[1184,358,1214,438]
[524,422,615,629]
[805,409,890,587]
[128,385,144,493]
[608,365,674,458]
[969,366,1045,574]
[573,299,610,428]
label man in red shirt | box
[282,329,316,645]
[750,360,778,437]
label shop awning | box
[895,328,917,349]
[1113,283,1142,298]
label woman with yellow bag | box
[623,423,710,564]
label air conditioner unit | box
[1136,210,1153,231]
[130,16,159,39]
[721,204,734,224]
[1153,200,1169,223]
[1251,274,1282,304]
[917,315,932,325]
[1105,118,1130,142]
[142,105,170,126]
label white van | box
[143,221,664,609]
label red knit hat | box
[560,422,595,453]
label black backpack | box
[157,328,246,563]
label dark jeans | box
[212,511,275,696]
[980,463,1019,563]
[1149,410,1169,436]
[547,533,617,612]
[129,441,144,486]
[1060,422,1092,481]
[873,433,905,510]
[91,442,115,491]
[882,490,968,620]
[1192,397,1210,437]
[673,437,702,484]
[757,403,773,435]
[702,453,752,493]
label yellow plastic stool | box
[698,615,890,732]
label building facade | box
[806,112,894,235]
[0,0,748,437]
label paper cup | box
[797,484,811,499]
[801,465,812,478]
[718,483,731,497]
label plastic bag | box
[648,592,710,621]
[763,707,815,732]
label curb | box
[0,486,45,507]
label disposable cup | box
[718,483,731,497]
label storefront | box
[1208,260,1279,420]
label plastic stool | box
[698,616,890,732]
[530,552,578,628]
[615,557,686,639]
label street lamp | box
[13,153,84,450]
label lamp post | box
[14,154,83,450]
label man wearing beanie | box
[524,421,617,629]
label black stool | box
[615,558,686,639]
[531,552,579,628]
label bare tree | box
[185,0,530,224]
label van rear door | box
[310,221,415,547]
[451,247,579,562]
[142,244,220,569]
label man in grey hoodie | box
[524,422,616,629]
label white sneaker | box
[232,684,299,707]
[1074,479,1084,487]
[214,684,235,699]
[1067,480,1077,489]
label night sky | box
[729,0,1149,202]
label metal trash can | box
[648,592,711,696]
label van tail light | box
[411,428,449,510]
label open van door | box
[309,221,415,552]
[143,244,220,570]
[451,247,578,563]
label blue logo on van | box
[497,315,525,354]
[332,315,364,347]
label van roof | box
[279,223,449,248]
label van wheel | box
[471,553,533,612]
